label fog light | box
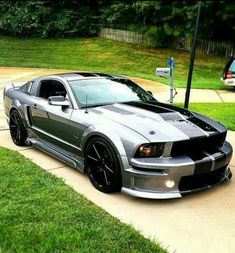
[166,180,175,188]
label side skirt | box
[26,137,85,172]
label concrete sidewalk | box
[0,67,235,103]
[0,67,235,253]
[131,76,235,103]
[0,128,234,253]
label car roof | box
[54,72,126,81]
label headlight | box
[135,143,165,158]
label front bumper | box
[121,141,233,199]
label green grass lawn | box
[177,103,235,130]
[0,36,230,90]
[0,147,166,253]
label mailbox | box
[155,67,170,77]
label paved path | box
[0,67,235,103]
[131,76,235,103]
[0,67,235,253]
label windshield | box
[69,78,156,107]
[229,59,235,72]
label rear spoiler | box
[3,82,27,99]
[4,81,26,92]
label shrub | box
[0,0,99,37]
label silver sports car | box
[3,72,233,199]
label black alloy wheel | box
[9,110,27,146]
[85,137,122,193]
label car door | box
[30,78,75,152]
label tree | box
[99,0,234,42]
[0,0,233,42]
[0,0,100,37]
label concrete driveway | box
[0,67,235,253]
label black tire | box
[9,110,27,146]
[85,137,122,193]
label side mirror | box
[48,96,70,107]
[147,91,153,96]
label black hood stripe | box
[170,120,207,138]
[123,101,217,136]
[194,157,213,174]
[102,105,133,115]
[123,101,174,114]
[187,117,217,132]
[123,101,208,138]
[123,101,185,121]
[149,101,193,117]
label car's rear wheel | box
[9,110,27,146]
[85,137,122,193]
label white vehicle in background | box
[221,57,235,87]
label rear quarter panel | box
[4,84,31,127]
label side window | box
[38,80,67,99]
[20,81,34,93]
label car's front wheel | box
[9,110,27,146]
[85,137,122,193]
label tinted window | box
[38,80,67,99]
[229,59,235,72]
[69,78,155,107]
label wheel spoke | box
[104,164,114,174]
[18,129,21,140]
[93,144,101,159]
[16,129,20,140]
[10,125,17,133]
[88,155,98,162]
[10,116,17,125]
[14,114,18,121]
[103,170,109,185]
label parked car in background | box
[221,56,235,87]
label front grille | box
[171,132,226,156]
[178,166,230,192]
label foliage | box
[100,1,235,43]
[0,147,167,253]
[0,36,229,90]
[0,0,99,37]
[0,0,234,42]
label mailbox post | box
[168,57,175,104]
[156,57,176,104]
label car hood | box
[90,101,226,142]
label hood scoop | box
[158,112,184,122]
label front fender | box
[80,124,127,157]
